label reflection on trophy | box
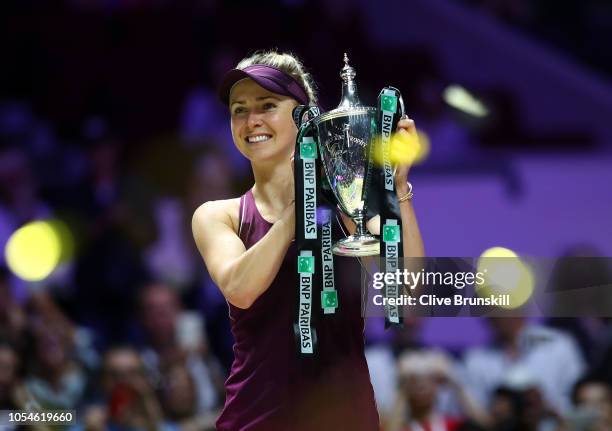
[299,54,403,256]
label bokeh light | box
[413,129,430,165]
[443,84,489,118]
[4,219,70,282]
[371,128,429,168]
[47,219,75,263]
[477,246,535,309]
[480,246,518,259]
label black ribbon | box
[375,87,405,328]
[293,106,322,356]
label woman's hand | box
[393,115,418,195]
[389,115,425,257]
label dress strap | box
[238,193,246,238]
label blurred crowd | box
[0,83,243,430]
[366,316,612,431]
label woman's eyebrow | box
[231,96,280,106]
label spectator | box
[145,197,197,289]
[138,283,223,415]
[489,387,523,431]
[75,346,171,431]
[488,383,561,431]
[366,316,424,426]
[0,340,50,431]
[23,293,88,411]
[461,317,585,414]
[558,376,612,431]
[387,350,490,431]
[157,358,218,431]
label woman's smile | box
[246,133,273,144]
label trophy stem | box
[332,208,380,256]
[353,209,367,237]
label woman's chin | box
[246,149,292,165]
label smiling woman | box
[228,80,299,163]
[191,49,423,431]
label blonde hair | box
[236,49,318,106]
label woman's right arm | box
[192,200,295,309]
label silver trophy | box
[303,54,388,256]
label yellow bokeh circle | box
[371,128,430,168]
[4,220,62,282]
[477,246,534,310]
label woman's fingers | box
[396,117,416,134]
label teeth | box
[248,135,271,143]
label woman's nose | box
[247,112,264,128]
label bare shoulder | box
[191,197,248,300]
[192,198,241,234]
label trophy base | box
[332,235,380,257]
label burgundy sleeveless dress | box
[216,189,380,431]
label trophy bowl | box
[314,107,379,256]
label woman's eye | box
[232,107,246,115]
[263,103,277,110]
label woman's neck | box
[251,160,294,218]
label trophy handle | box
[292,105,308,128]
[292,105,321,129]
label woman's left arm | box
[394,116,425,258]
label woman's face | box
[229,78,298,164]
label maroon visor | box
[218,64,309,106]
